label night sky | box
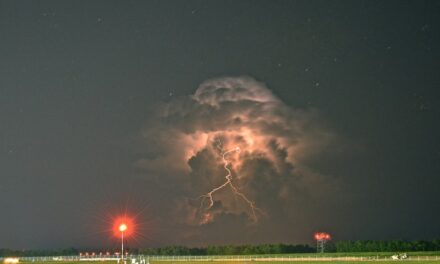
[1,0,440,250]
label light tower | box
[119,223,127,262]
[314,232,331,253]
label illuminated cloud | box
[138,76,337,226]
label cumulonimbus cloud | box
[138,76,336,226]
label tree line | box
[334,240,440,252]
[2,240,440,257]
[0,248,79,257]
[138,240,440,255]
[139,244,314,255]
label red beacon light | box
[314,232,331,241]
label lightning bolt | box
[198,142,261,222]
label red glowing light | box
[119,223,127,232]
[314,232,331,241]
[112,216,134,237]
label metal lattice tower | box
[316,239,326,253]
[314,232,331,253]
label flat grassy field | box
[167,252,440,258]
[13,252,440,264]
[148,262,440,264]
[15,261,440,264]
[16,259,440,264]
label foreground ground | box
[12,252,440,264]
[16,260,440,264]
[150,262,440,264]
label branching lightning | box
[197,142,261,222]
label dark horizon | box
[1,0,439,250]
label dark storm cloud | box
[138,76,340,238]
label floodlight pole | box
[121,231,124,263]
